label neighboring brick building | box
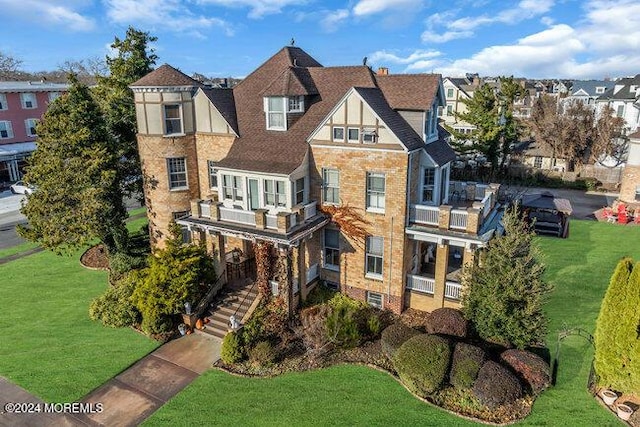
[0,81,68,188]
[130,46,502,314]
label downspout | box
[388,216,393,301]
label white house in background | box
[596,74,640,134]
[563,80,613,107]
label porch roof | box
[177,214,330,247]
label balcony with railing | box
[191,199,320,235]
[409,182,499,234]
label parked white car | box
[10,181,35,195]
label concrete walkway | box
[1,334,221,427]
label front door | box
[248,179,259,211]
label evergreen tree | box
[461,205,552,349]
[131,222,216,335]
[94,27,157,198]
[18,75,129,254]
[594,258,640,392]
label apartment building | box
[130,46,501,314]
[0,81,68,187]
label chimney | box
[377,67,389,76]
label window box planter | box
[600,389,617,406]
[616,403,633,421]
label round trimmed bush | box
[393,334,452,396]
[221,331,244,364]
[425,308,468,338]
[450,342,486,389]
[380,322,421,359]
[472,360,523,409]
[500,349,551,394]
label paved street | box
[0,191,28,249]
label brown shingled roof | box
[261,67,318,96]
[130,64,200,87]
[201,88,239,135]
[375,74,441,110]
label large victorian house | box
[130,46,501,315]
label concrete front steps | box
[197,279,258,339]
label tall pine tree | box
[19,75,128,254]
[461,205,552,349]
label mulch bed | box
[80,244,109,270]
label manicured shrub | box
[249,341,277,367]
[450,342,486,390]
[89,274,140,328]
[326,304,361,349]
[140,313,175,337]
[393,334,452,396]
[241,303,267,347]
[366,311,383,337]
[472,361,523,409]
[108,251,147,277]
[500,349,551,394]
[221,331,244,364]
[594,258,640,393]
[381,322,421,359]
[426,308,468,338]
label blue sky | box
[1,0,639,80]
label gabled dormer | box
[261,66,318,131]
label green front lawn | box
[147,220,640,426]
[0,248,158,402]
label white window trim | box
[265,97,287,131]
[366,291,384,309]
[0,94,7,111]
[288,96,304,113]
[295,177,305,205]
[48,92,61,102]
[0,121,14,139]
[322,168,340,205]
[362,128,377,144]
[21,93,37,109]
[347,127,360,143]
[222,174,244,203]
[163,104,184,136]
[207,161,218,190]
[366,172,386,214]
[422,167,436,205]
[167,157,188,191]
[332,126,345,142]
[323,228,340,272]
[263,178,287,207]
[365,236,384,280]
[25,119,38,137]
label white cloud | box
[321,9,350,33]
[105,0,234,36]
[369,49,441,65]
[353,0,424,16]
[423,0,554,43]
[0,0,94,31]
[196,0,307,19]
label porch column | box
[275,245,294,316]
[433,241,450,308]
[216,232,227,285]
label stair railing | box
[193,271,226,320]
[231,279,258,322]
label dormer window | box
[163,104,183,135]
[595,87,605,94]
[266,97,286,130]
[288,96,304,112]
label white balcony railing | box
[445,281,462,300]
[219,207,256,226]
[406,274,435,294]
[265,214,278,230]
[304,201,317,221]
[306,263,319,284]
[411,204,439,225]
[450,209,468,230]
[199,202,211,219]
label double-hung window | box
[365,236,384,278]
[347,127,359,143]
[366,172,385,211]
[264,179,286,207]
[323,228,340,271]
[222,175,244,202]
[167,158,187,190]
[207,161,218,190]
[21,93,37,109]
[422,168,435,203]
[617,105,624,118]
[447,88,454,98]
[25,119,38,137]
[0,94,7,110]
[164,104,182,135]
[0,121,14,139]
[295,177,305,205]
[266,97,286,130]
[332,127,344,142]
[322,168,339,204]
